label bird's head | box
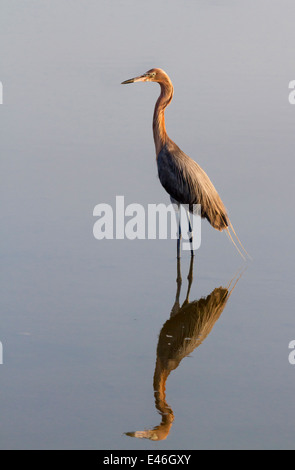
[121,68,170,85]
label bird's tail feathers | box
[226,266,247,296]
[225,221,252,261]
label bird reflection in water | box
[125,258,243,441]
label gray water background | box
[1,0,295,449]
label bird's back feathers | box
[157,141,229,231]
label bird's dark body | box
[157,141,229,231]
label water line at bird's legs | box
[176,209,182,259]
[186,210,194,257]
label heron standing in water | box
[122,68,248,259]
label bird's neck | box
[153,79,174,156]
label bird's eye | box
[150,72,156,78]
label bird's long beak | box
[121,74,147,84]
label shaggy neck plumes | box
[153,77,174,156]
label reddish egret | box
[122,68,248,259]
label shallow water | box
[1,0,295,450]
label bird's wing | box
[157,146,191,206]
[157,144,228,230]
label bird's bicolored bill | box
[121,74,147,84]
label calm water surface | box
[1,0,295,450]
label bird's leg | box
[186,210,194,257]
[183,255,194,306]
[176,256,182,301]
[176,208,182,259]
[187,254,194,299]
[170,257,182,318]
